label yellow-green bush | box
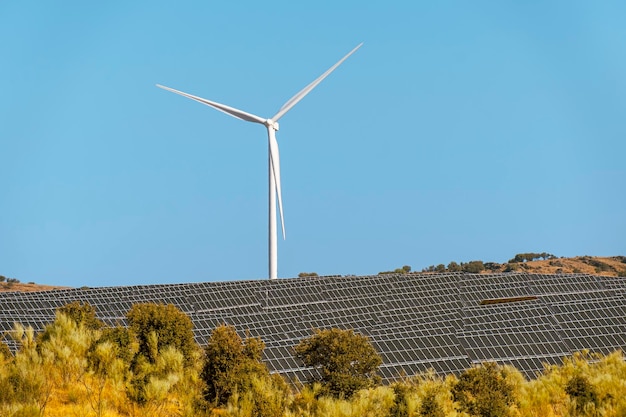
[1,302,626,417]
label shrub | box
[463,261,485,274]
[452,362,518,417]
[126,303,197,365]
[508,252,555,263]
[36,313,95,386]
[57,301,104,330]
[390,381,413,417]
[595,262,612,273]
[127,345,186,405]
[202,324,275,407]
[380,266,412,275]
[295,328,382,398]
[447,262,462,272]
[0,340,11,361]
[420,387,445,417]
[96,325,138,363]
[484,262,501,272]
[565,374,598,414]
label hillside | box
[0,281,69,293]
[418,254,626,277]
[2,255,625,293]
[494,255,626,276]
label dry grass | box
[508,256,626,277]
[0,282,69,293]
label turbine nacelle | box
[265,119,279,131]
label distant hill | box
[416,254,626,277]
[0,281,69,293]
[2,255,625,293]
[492,255,626,276]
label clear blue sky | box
[1,2,624,287]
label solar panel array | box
[456,274,569,376]
[529,274,626,357]
[1,273,625,381]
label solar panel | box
[1,272,625,384]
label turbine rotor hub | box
[265,119,279,131]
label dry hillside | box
[2,255,625,293]
[416,254,626,277]
[0,281,69,293]
[500,255,626,276]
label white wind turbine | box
[157,43,362,280]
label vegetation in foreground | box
[0,302,625,417]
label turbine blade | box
[268,127,286,239]
[156,84,266,124]
[271,43,363,121]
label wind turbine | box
[157,43,362,280]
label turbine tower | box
[157,43,362,279]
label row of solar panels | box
[0,273,625,381]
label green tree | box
[97,325,138,364]
[509,252,554,263]
[57,301,104,330]
[447,262,461,272]
[125,304,204,411]
[380,265,412,275]
[126,303,197,365]
[463,261,485,274]
[452,362,517,417]
[202,324,274,407]
[294,328,382,398]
